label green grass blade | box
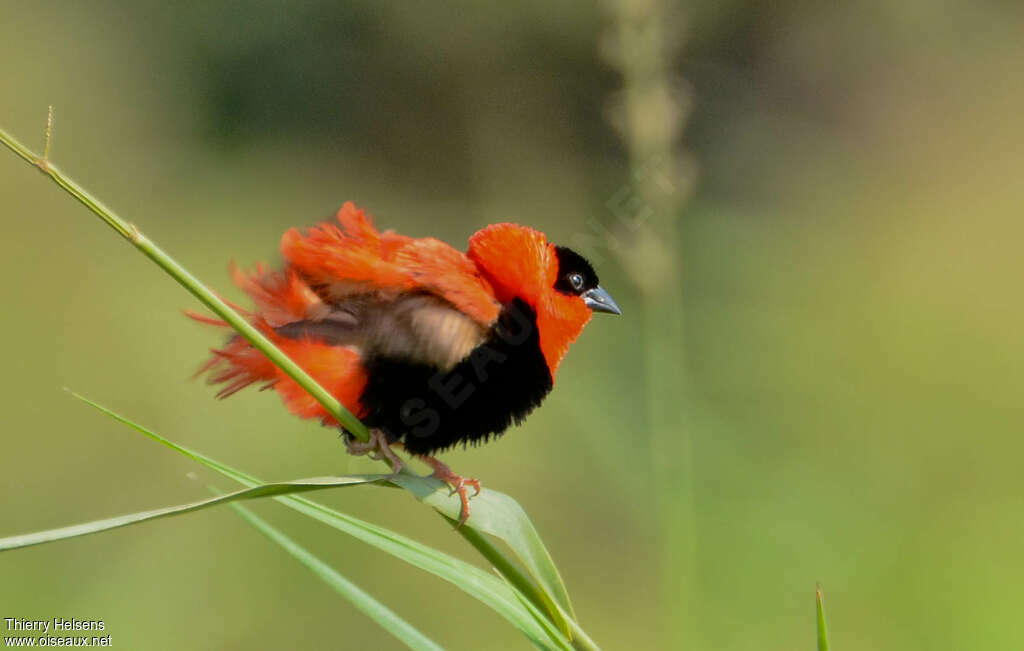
[229,500,443,651]
[70,392,566,649]
[0,475,386,552]
[392,473,576,620]
[494,570,574,651]
[268,489,566,650]
[71,390,597,649]
[816,583,830,651]
[391,475,601,649]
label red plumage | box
[192,202,620,522]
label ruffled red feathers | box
[281,202,501,326]
[193,202,594,426]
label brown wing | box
[274,292,486,371]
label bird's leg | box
[419,455,481,526]
[344,428,404,475]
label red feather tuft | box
[190,261,365,423]
[198,326,367,425]
[282,201,500,325]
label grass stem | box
[0,125,370,441]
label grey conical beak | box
[582,285,622,315]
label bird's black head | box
[552,246,621,315]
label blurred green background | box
[3,1,1023,649]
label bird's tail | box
[188,264,367,426]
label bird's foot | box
[419,455,481,527]
[345,429,404,476]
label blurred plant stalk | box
[603,0,696,644]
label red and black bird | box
[194,203,620,522]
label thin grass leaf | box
[384,460,601,648]
[0,475,386,552]
[229,499,443,651]
[72,390,597,649]
[268,487,572,650]
[392,473,576,619]
[494,570,574,651]
[816,583,830,651]
[70,392,570,650]
[454,522,574,641]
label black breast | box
[358,298,553,455]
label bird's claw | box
[447,481,478,527]
[420,456,481,526]
[446,477,481,498]
[345,429,404,475]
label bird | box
[192,202,620,523]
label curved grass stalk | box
[0,125,370,442]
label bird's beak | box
[582,286,622,315]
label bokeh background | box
[3,1,1024,649]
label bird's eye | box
[568,273,585,291]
